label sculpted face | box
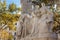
[41,3,45,7]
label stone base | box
[20,37,57,40]
[32,38,57,40]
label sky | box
[2,0,21,7]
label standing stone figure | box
[16,0,32,40]
[32,3,58,40]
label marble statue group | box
[16,0,58,40]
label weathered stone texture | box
[16,0,58,40]
[21,0,32,14]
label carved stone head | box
[41,3,45,7]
